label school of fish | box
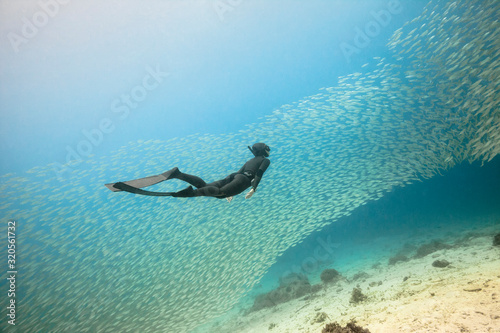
[0,0,498,332]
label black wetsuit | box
[172,156,270,198]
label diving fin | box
[105,167,180,192]
[111,182,175,197]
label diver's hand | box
[226,196,233,203]
[245,188,255,199]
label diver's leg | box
[219,174,251,197]
[172,176,232,198]
[164,168,207,188]
[176,173,207,188]
[171,185,223,198]
[170,186,197,197]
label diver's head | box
[248,143,271,157]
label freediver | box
[105,143,271,202]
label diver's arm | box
[245,159,270,199]
[251,158,270,192]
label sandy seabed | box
[212,222,500,333]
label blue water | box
[0,0,427,175]
[1,1,499,332]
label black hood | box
[248,143,270,157]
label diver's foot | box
[171,186,195,198]
[161,167,180,180]
[226,196,233,203]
